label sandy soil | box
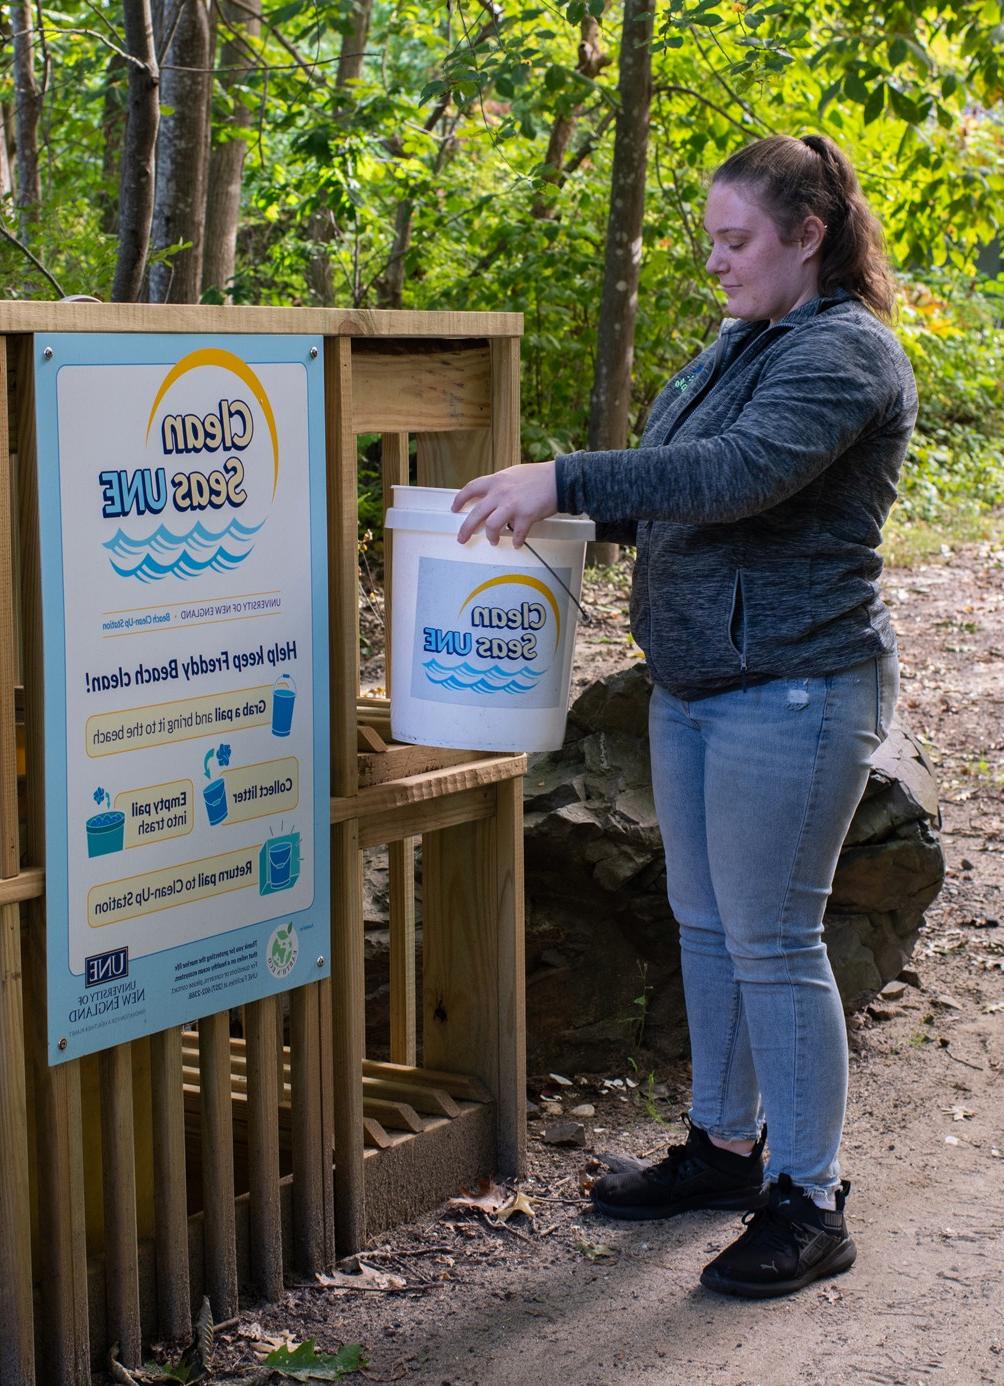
[182,541,1003,1386]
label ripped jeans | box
[649,653,899,1196]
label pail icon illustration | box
[86,810,125,857]
[203,777,229,825]
[258,831,301,895]
[271,673,296,737]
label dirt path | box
[206,542,1003,1386]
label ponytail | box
[712,134,897,321]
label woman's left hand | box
[452,461,558,547]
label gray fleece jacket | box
[555,291,918,699]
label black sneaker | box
[700,1172,857,1298]
[591,1117,767,1221]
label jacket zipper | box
[728,568,749,688]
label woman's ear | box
[800,215,827,259]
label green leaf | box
[262,1339,366,1380]
[843,69,870,104]
[887,36,908,67]
[889,86,920,122]
[589,0,606,15]
[863,83,885,124]
[566,1,587,21]
[689,13,724,26]
[419,80,446,104]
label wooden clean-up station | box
[0,302,526,1384]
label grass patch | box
[883,505,1004,569]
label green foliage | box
[897,279,1004,522]
[262,1337,367,1379]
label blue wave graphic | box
[103,516,265,582]
[422,658,546,696]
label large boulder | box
[523,663,944,1072]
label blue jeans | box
[649,654,899,1196]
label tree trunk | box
[0,101,13,198]
[305,0,373,304]
[336,0,372,86]
[532,17,609,220]
[112,0,160,302]
[202,0,261,300]
[9,0,41,235]
[150,0,212,303]
[586,0,653,564]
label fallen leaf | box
[447,1179,509,1215]
[494,1190,535,1224]
[263,1338,367,1380]
[574,1235,618,1261]
[942,1105,975,1121]
[315,1264,406,1293]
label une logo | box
[85,946,129,988]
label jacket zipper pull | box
[740,651,748,692]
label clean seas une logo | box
[266,921,298,979]
[85,945,129,988]
[99,348,279,582]
[421,572,560,697]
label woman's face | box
[703,180,823,323]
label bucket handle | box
[520,536,592,626]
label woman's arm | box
[557,325,906,525]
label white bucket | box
[384,485,595,752]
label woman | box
[453,134,917,1299]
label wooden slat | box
[330,819,365,1253]
[0,304,523,336]
[16,335,90,1385]
[358,786,495,851]
[0,865,44,905]
[245,997,283,1299]
[318,977,336,1265]
[422,816,498,1114]
[198,1012,238,1321]
[331,753,525,826]
[0,334,35,1386]
[416,428,491,488]
[361,1059,492,1104]
[362,1116,392,1150]
[99,1044,142,1368]
[363,1075,458,1119]
[358,745,479,789]
[388,836,417,1066]
[290,983,324,1273]
[493,776,527,1177]
[381,432,409,693]
[353,349,490,434]
[490,337,521,472]
[326,337,359,798]
[150,1028,191,1341]
[361,1097,425,1134]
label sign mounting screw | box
[316,954,325,968]
[309,346,319,359]
[57,1037,68,1051]
[42,346,54,360]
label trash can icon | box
[203,777,229,825]
[271,673,296,737]
[86,810,125,857]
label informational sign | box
[35,334,329,1064]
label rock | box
[541,1121,586,1147]
[867,1004,903,1022]
[900,967,922,988]
[541,1101,563,1117]
[933,993,963,1011]
[880,981,907,1000]
[571,1104,596,1118]
[523,664,945,1070]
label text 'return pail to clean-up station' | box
[384,486,595,752]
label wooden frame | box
[0,304,525,1382]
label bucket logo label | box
[266,922,298,979]
[99,349,278,583]
[411,556,570,710]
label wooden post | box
[330,818,365,1252]
[490,337,521,472]
[150,1028,191,1341]
[198,1011,238,1320]
[99,1043,142,1367]
[388,836,417,1066]
[0,334,35,1385]
[493,777,526,1176]
[16,335,91,1385]
[290,982,325,1272]
[245,996,283,1298]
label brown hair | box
[712,134,896,321]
